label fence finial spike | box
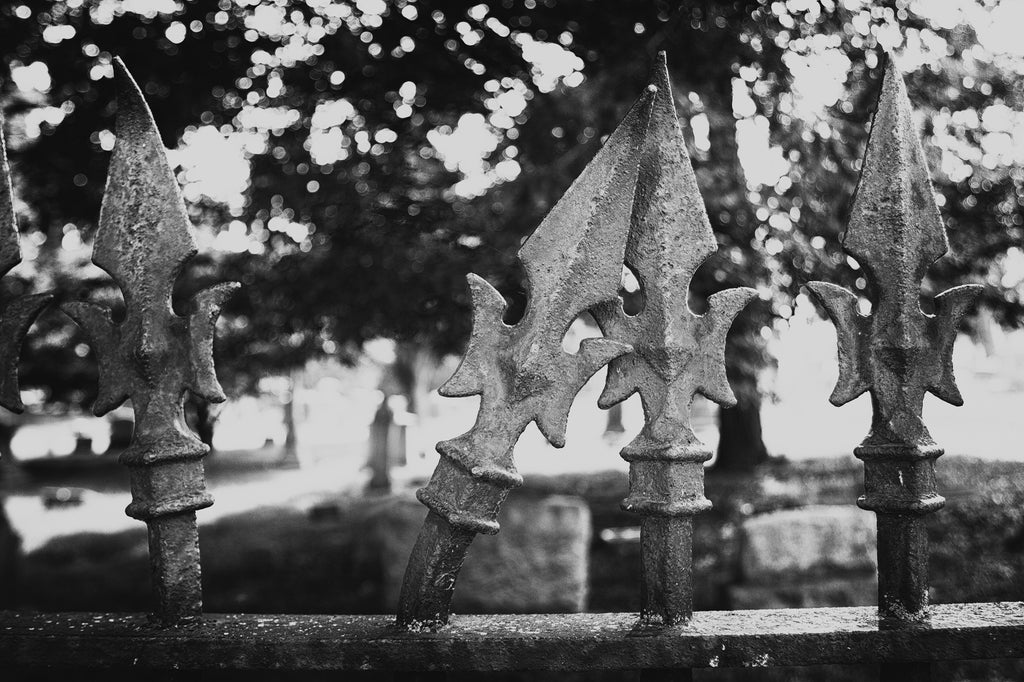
[0,121,52,413]
[59,59,238,624]
[805,57,982,623]
[591,54,755,625]
[594,55,755,444]
[399,85,656,628]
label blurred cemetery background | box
[1,0,1023,646]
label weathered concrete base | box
[2,603,1022,671]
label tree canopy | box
[1,1,1022,451]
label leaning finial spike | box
[398,84,658,628]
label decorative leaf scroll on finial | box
[61,59,239,624]
[0,121,52,413]
[593,53,756,625]
[805,54,982,622]
[397,85,658,628]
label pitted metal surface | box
[592,54,755,625]
[60,59,238,624]
[398,84,658,628]
[805,56,982,623]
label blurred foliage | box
[1,1,1022,460]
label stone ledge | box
[2,602,1022,671]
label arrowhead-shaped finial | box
[804,54,983,622]
[594,52,755,460]
[843,53,949,327]
[590,52,754,625]
[806,53,981,427]
[59,59,238,623]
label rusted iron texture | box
[60,59,239,624]
[398,85,658,628]
[593,53,755,626]
[2,603,1022,671]
[805,55,982,628]
[0,123,52,413]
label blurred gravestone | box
[372,494,591,613]
[730,505,877,609]
[367,398,394,492]
[366,396,409,493]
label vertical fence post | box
[396,85,658,629]
[594,53,754,626]
[806,55,982,680]
[61,59,238,624]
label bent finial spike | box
[399,84,657,628]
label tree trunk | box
[0,499,19,608]
[0,420,23,608]
[279,374,300,468]
[714,390,768,471]
[193,401,216,451]
[0,422,23,488]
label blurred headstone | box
[71,435,93,457]
[367,396,409,493]
[373,494,591,613]
[367,398,394,492]
[730,505,877,609]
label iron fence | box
[0,52,1022,680]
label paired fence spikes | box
[397,80,657,628]
[60,58,239,624]
[0,122,53,413]
[592,52,755,625]
[805,54,982,624]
